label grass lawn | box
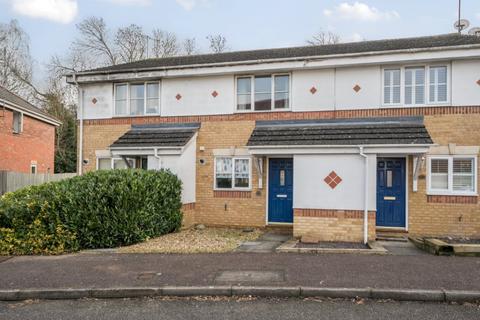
[118,227,263,254]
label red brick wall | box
[0,108,56,173]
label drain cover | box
[215,270,284,283]
[137,272,162,280]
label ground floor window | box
[214,157,251,190]
[428,156,477,195]
[97,157,136,170]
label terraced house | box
[67,33,480,243]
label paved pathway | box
[1,252,479,291]
[235,232,291,253]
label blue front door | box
[268,158,293,223]
[376,158,406,228]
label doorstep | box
[276,239,388,255]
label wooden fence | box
[0,171,77,195]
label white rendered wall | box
[291,69,335,112]
[161,75,234,116]
[335,66,381,110]
[80,83,113,119]
[451,59,480,106]
[293,154,376,211]
[146,138,196,204]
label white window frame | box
[382,68,402,106]
[428,65,448,104]
[404,66,425,106]
[12,110,23,134]
[381,64,450,107]
[213,156,252,190]
[113,81,161,117]
[427,155,477,196]
[234,74,291,113]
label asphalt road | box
[1,297,479,320]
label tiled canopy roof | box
[110,123,200,148]
[247,117,434,147]
[80,34,480,74]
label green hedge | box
[0,169,183,255]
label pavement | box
[235,233,291,253]
[1,297,479,320]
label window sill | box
[234,109,291,114]
[427,194,478,204]
[427,191,477,197]
[112,113,161,118]
[213,190,252,198]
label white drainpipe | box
[359,146,369,244]
[73,73,84,175]
[154,147,161,169]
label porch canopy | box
[247,116,434,155]
[109,122,200,157]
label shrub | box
[0,169,182,255]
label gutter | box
[358,146,369,245]
[72,73,84,175]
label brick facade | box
[293,209,376,242]
[80,106,480,239]
[0,109,56,173]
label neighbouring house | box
[0,86,61,174]
[67,33,480,243]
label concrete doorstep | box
[0,286,479,303]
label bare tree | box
[0,20,34,96]
[73,17,117,66]
[115,24,147,63]
[307,30,340,45]
[182,37,198,55]
[151,29,179,58]
[206,34,228,53]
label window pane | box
[392,70,400,86]
[130,99,145,115]
[392,85,400,104]
[274,75,289,92]
[274,92,289,109]
[384,86,391,104]
[146,98,159,114]
[130,84,144,99]
[237,77,251,94]
[453,159,474,192]
[146,83,159,98]
[415,84,425,104]
[437,84,447,102]
[234,159,249,188]
[405,87,412,105]
[255,93,272,111]
[255,76,271,93]
[115,100,127,115]
[98,158,111,170]
[237,94,251,110]
[115,84,127,100]
[405,69,413,86]
[431,159,449,190]
[216,158,232,188]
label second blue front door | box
[376,158,406,228]
[268,158,293,223]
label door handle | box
[276,194,287,198]
[384,196,396,201]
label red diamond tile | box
[175,94,182,100]
[476,79,480,86]
[211,90,218,98]
[91,98,97,104]
[353,84,361,92]
[324,171,342,189]
[310,86,317,94]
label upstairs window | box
[215,157,251,189]
[428,156,477,195]
[429,66,447,103]
[383,69,401,105]
[12,111,23,134]
[405,67,425,105]
[114,82,160,116]
[236,74,289,111]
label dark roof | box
[247,117,433,147]
[84,34,480,74]
[110,123,200,148]
[0,86,60,125]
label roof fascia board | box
[248,144,433,155]
[0,98,61,126]
[67,45,480,84]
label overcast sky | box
[1,0,480,68]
